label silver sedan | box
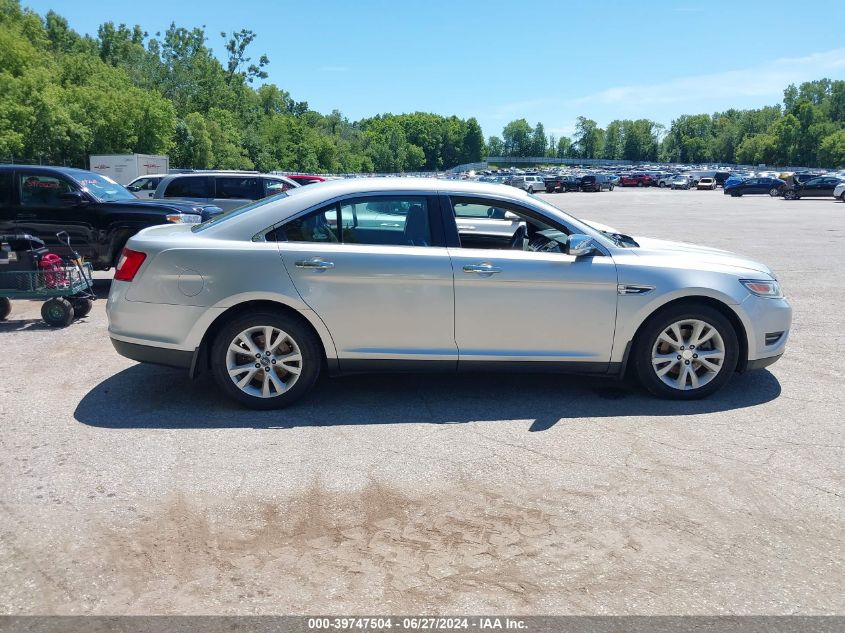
[107,179,791,408]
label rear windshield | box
[191,192,288,232]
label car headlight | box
[165,213,202,224]
[741,279,783,298]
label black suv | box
[543,174,580,193]
[0,166,222,270]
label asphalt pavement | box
[0,186,842,615]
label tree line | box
[0,1,484,173]
[1,0,843,171]
[492,79,845,167]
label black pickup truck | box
[0,165,222,270]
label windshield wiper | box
[601,231,639,247]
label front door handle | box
[463,263,502,275]
[16,213,37,219]
[295,258,335,271]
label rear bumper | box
[111,338,194,370]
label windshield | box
[526,193,614,243]
[73,173,135,202]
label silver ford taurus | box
[106,178,791,409]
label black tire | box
[41,298,74,328]
[634,303,739,400]
[71,298,93,318]
[0,297,10,320]
[210,310,322,409]
[658,182,665,188]
[527,185,534,194]
[546,186,554,193]
[840,192,845,202]
[637,182,644,187]
[609,185,614,191]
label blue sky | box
[24,0,845,140]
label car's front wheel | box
[211,310,322,409]
[634,303,739,400]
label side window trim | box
[261,191,447,248]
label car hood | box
[103,198,223,220]
[630,237,773,275]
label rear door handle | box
[16,213,36,219]
[295,258,334,271]
[463,263,502,275]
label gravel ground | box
[0,187,842,615]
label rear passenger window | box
[339,196,431,246]
[0,172,12,205]
[272,204,339,243]
[215,177,260,200]
[164,176,211,198]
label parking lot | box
[0,186,842,615]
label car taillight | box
[114,248,147,282]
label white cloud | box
[571,48,845,108]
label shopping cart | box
[0,231,96,327]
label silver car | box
[107,179,791,409]
[153,172,299,211]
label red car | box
[286,174,327,186]
[618,173,655,187]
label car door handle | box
[463,263,502,274]
[295,259,334,270]
[379,222,401,227]
[16,213,36,219]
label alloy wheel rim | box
[651,319,725,391]
[226,326,302,398]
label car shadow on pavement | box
[74,364,782,431]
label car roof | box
[198,177,533,237]
[0,164,93,177]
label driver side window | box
[450,196,569,253]
[19,173,73,207]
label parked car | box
[508,175,545,193]
[286,174,327,186]
[107,178,791,409]
[670,175,692,190]
[619,173,654,187]
[784,176,844,199]
[153,172,300,212]
[657,174,678,188]
[714,172,731,188]
[580,174,614,192]
[126,174,166,199]
[0,165,222,270]
[724,177,786,197]
[696,177,717,190]
[833,181,845,201]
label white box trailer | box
[89,154,170,186]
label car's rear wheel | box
[769,187,781,197]
[634,304,739,400]
[527,185,534,193]
[211,311,321,409]
[0,297,10,320]
[840,192,845,202]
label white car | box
[833,181,845,201]
[125,174,167,199]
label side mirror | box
[567,234,597,258]
[503,211,520,221]
[59,191,87,206]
